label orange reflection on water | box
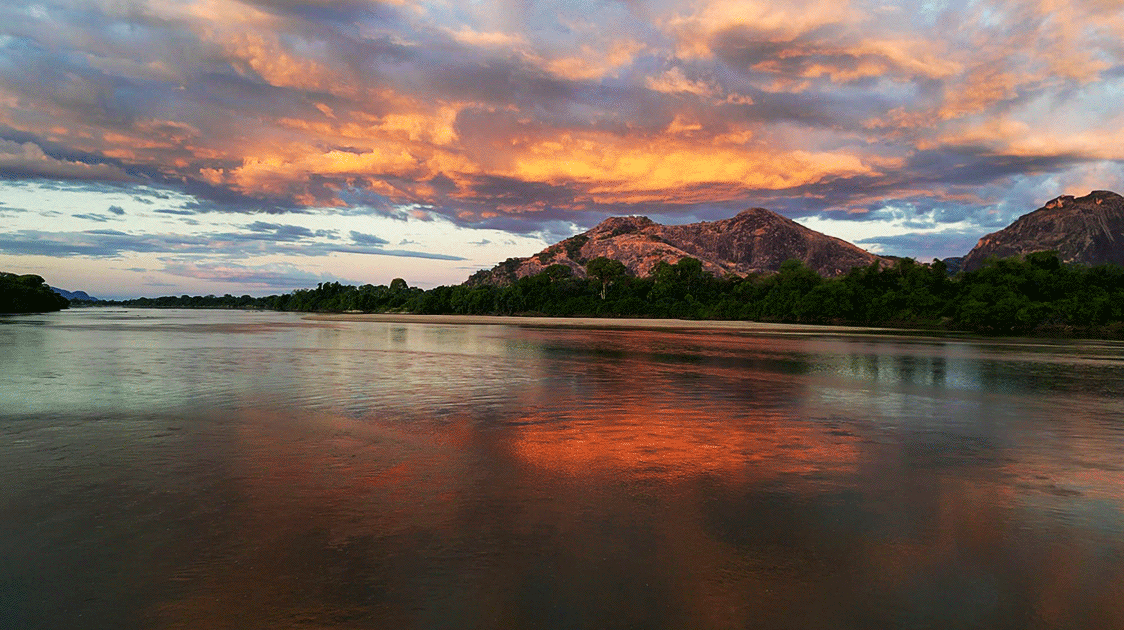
[510,404,862,483]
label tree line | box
[89,251,1124,336]
[0,273,70,313]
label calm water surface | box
[3,308,1124,629]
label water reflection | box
[509,406,862,483]
[3,310,1124,629]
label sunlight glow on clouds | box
[0,0,1122,294]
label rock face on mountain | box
[468,207,887,285]
[962,191,1124,272]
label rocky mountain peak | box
[588,215,657,235]
[962,190,1124,271]
[466,207,888,286]
[1042,191,1123,210]
[731,207,782,220]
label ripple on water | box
[4,310,1124,629]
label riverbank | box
[302,313,1124,345]
[303,312,908,336]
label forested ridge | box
[0,273,70,313]
[96,252,1124,336]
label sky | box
[1,0,1123,298]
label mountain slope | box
[962,191,1124,272]
[468,207,887,285]
[53,288,99,301]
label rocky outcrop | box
[467,207,888,285]
[962,191,1124,272]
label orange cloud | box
[506,131,876,204]
[664,0,857,58]
[3,0,1123,231]
[646,67,721,97]
[538,40,648,80]
[220,31,342,94]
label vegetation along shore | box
[73,252,1124,338]
[0,273,70,314]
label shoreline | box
[302,312,915,336]
[51,307,1124,343]
[302,314,1124,347]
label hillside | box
[468,207,887,285]
[962,191,1124,271]
[53,288,99,302]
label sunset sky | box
[1,0,1122,298]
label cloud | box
[71,213,114,222]
[159,260,363,289]
[645,67,720,98]
[0,0,1121,249]
[330,246,466,260]
[246,221,337,241]
[0,230,178,257]
[349,230,389,246]
[0,140,131,182]
[856,231,986,260]
[0,225,467,261]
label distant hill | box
[52,288,99,302]
[939,256,965,275]
[962,191,1124,272]
[468,207,888,285]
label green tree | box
[0,273,70,313]
[585,257,628,300]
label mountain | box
[468,208,888,285]
[962,190,1124,272]
[53,288,99,301]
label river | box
[2,308,1124,629]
